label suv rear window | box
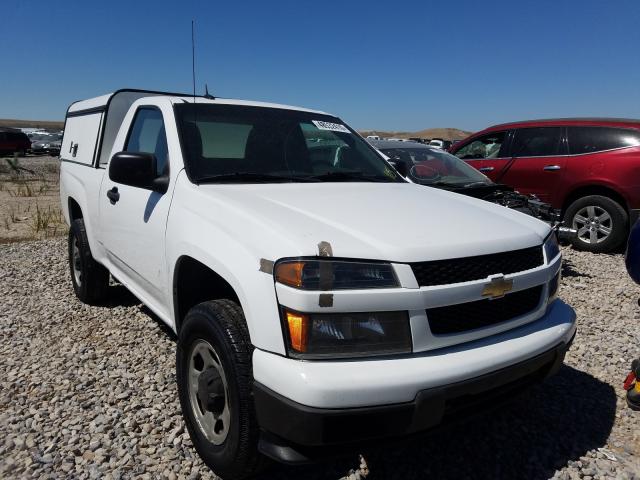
[568,126,640,155]
[510,127,563,157]
[3,132,28,142]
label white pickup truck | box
[60,89,576,479]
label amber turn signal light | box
[285,310,309,352]
[275,262,305,288]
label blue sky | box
[1,0,639,132]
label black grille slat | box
[427,286,543,335]
[411,246,543,287]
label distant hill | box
[0,118,473,141]
[359,127,473,141]
[0,118,64,130]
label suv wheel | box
[68,218,110,304]
[565,195,628,253]
[176,300,266,479]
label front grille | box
[427,285,543,335]
[411,246,544,287]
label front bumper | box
[253,299,575,409]
[253,299,575,461]
[255,335,572,462]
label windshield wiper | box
[463,181,492,188]
[196,172,320,184]
[426,180,463,188]
[305,171,394,182]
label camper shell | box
[63,89,188,167]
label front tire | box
[565,195,628,253]
[176,300,265,479]
[68,218,110,304]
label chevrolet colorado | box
[60,89,576,479]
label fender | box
[165,177,287,355]
[59,162,108,262]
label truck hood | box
[197,181,550,263]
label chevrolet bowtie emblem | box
[482,276,513,299]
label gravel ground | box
[1,238,640,479]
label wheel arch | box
[172,255,241,334]
[68,197,83,221]
[561,184,629,218]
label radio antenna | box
[204,84,215,100]
[191,20,196,106]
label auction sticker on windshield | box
[312,120,350,133]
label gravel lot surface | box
[1,238,640,479]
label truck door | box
[494,126,567,205]
[99,106,172,308]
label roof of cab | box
[67,88,330,116]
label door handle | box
[543,165,561,171]
[106,187,120,204]
[479,167,494,172]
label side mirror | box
[109,151,169,193]
[388,159,409,177]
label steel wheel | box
[72,237,83,286]
[572,205,612,245]
[188,339,231,445]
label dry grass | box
[0,156,65,243]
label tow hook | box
[556,225,578,242]
[623,358,640,410]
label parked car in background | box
[626,218,640,284]
[0,128,31,156]
[428,138,452,150]
[450,118,640,253]
[371,140,573,237]
[30,133,62,155]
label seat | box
[244,126,284,173]
[244,124,312,175]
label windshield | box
[174,104,401,183]
[380,146,491,186]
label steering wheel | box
[411,163,441,182]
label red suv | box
[450,119,640,253]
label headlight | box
[543,232,560,263]
[275,259,399,290]
[283,309,411,358]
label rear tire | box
[176,300,266,479]
[68,218,110,304]
[565,195,627,253]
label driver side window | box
[125,107,169,176]
[454,131,507,160]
